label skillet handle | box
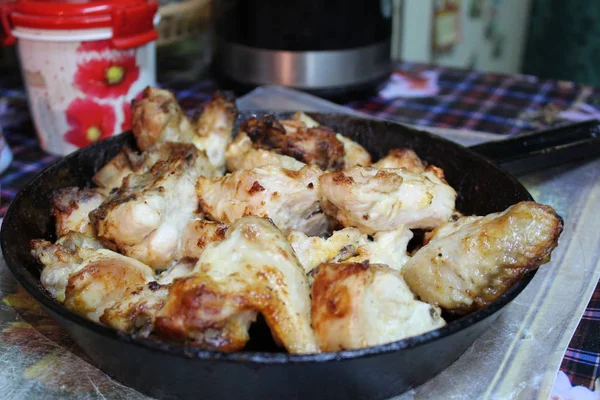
[468,119,600,175]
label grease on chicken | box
[402,201,563,314]
[197,165,328,236]
[51,187,105,238]
[225,131,306,172]
[320,167,456,233]
[312,262,445,351]
[91,147,212,269]
[154,217,320,354]
[31,234,154,321]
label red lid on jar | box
[0,0,158,49]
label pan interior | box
[0,112,534,363]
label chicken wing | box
[225,131,306,172]
[319,167,456,233]
[32,233,154,321]
[312,262,445,351]
[197,164,329,236]
[131,87,197,151]
[402,201,563,314]
[242,116,345,171]
[154,217,320,354]
[51,187,105,238]
[131,88,236,173]
[91,146,212,269]
[180,219,228,260]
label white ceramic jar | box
[1,0,159,155]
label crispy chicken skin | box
[197,164,329,236]
[403,201,563,314]
[242,116,345,171]
[312,262,445,351]
[31,234,154,321]
[51,187,105,238]
[155,217,320,354]
[91,147,211,269]
[225,131,306,172]
[131,88,236,173]
[288,112,372,168]
[319,167,456,233]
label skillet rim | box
[0,112,536,365]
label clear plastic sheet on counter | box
[0,85,597,399]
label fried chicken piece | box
[132,87,197,151]
[154,217,319,354]
[225,132,305,172]
[180,219,228,260]
[51,187,105,238]
[373,148,427,172]
[193,93,238,173]
[346,227,413,272]
[131,88,236,173]
[288,228,369,274]
[197,165,328,236]
[32,233,104,302]
[92,146,146,192]
[99,260,196,334]
[319,167,456,233]
[312,262,445,351]
[336,134,372,168]
[91,147,211,269]
[31,233,154,321]
[286,112,372,167]
[93,143,211,194]
[402,201,563,314]
[242,116,345,171]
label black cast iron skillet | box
[2,113,599,400]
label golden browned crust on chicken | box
[403,201,563,315]
[241,116,345,171]
[312,262,445,351]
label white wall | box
[397,0,532,74]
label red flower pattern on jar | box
[74,54,140,98]
[65,98,116,148]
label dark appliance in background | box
[213,0,394,99]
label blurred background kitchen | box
[1,0,594,89]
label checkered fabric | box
[0,62,598,389]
